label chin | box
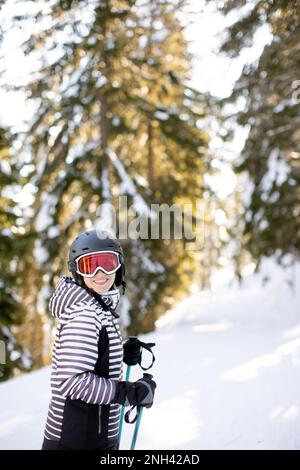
[94,283,114,294]
[95,287,107,294]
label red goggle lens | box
[76,252,120,276]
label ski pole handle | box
[123,337,156,370]
[123,337,142,366]
[143,372,153,380]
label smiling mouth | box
[94,279,109,285]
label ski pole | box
[118,364,131,445]
[130,406,143,450]
[130,373,153,451]
[118,337,143,446]
[118,338,156,449]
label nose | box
[93,269,108,279]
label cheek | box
[83,277,92,288]
[108,274,116,287]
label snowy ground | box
[0,258,300,450]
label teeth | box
[94,280,108,284]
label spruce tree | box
[10,0,209,362]
[0,127,32,380]
[217,0,300,261]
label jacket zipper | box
[98,405,102,434]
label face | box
[83,270,116,294]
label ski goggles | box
[75,251,121,277]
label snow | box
[0,258,300,450]
[96,201,115,235]
[96,76,108,88]
[36,285,51,316]
[61,54,92,97]
[108,149,155,220]
[66,140,100,164]
[274,98,295,113]
[261,149,291,193]
[119,295,131,328]
[0,228,12,237]
[0,160,11,176]
[154,110,169,121]
[94,167,116,235]
[47,225,60,239]
[35,193,58,232]
[138,249,164,275]
[0,368,50,450]
[33,148,48,183]
[33,239,49,264]
[101,167,111,201]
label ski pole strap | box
[124,372,154,425]
[123,337,156,370]
[138,340,156,371]
[125,405,140,424]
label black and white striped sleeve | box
[56,311,117,405]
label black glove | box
[123,337,142,366]
[113,377,157,408]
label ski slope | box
[0,258,299,450]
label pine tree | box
[0,127,32,381]
[10,0,209,362]
[218,0,300,261]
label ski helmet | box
[68,229,126,293]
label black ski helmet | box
[68,229,126,293]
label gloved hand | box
[123,337,141,366]
[135,377,156,408]
[113,376,157,408]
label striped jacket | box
[43,277,123,450]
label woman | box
[42,229,156,450]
